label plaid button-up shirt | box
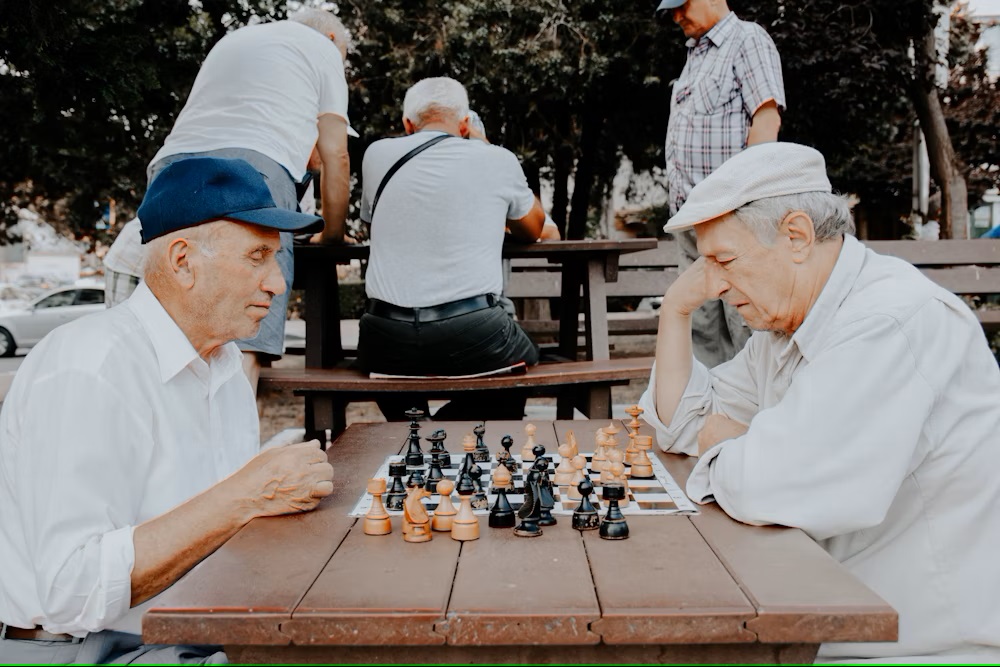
[665,12,786,214]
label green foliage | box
[1,0,997,245]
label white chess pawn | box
[606,460,630,508]
[432,479,458,532]
[364,478,392,536]
[568,454,588,500]
[462,432,476,454]
[553,442,575,486]
[521,423,537,461]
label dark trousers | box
[357,304,539,421]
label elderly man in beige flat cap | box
[638,142,1000,663]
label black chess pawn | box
[472,423,490,463]
[488,485,516,528]
[385,461,408,511]
[599,483,629,540]
[469,463,489,510]
[534,457,557,526]
[513,468,544,537]
[425,456,444,494]
[572,478,600,531]
[500,435,518,474]
[404,408,425,467]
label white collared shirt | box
[639,235,1000,661]
[0,282,259,636]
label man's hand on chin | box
[697,414,749,456]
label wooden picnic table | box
[143,419,896,664]
[292,237,659,366]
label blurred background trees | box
[1,0,997,244]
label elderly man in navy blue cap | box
[0,157,334,664]
[656,0,786,370]
[639,143,1000,663]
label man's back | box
[360,132,535,308]
[151,21,348,180]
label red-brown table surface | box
[144,420,896,664]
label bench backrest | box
[506,238,1000,299]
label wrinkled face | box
[671,0,725,40]
[189,222,286,344]
[695,215,801,336]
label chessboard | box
[349,451,699,518]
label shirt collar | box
[686,11,737,49]
[125,282,244,388]
[785,235,866,363]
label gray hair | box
[288,8,351,53]
[402,77,470,128]
[143,221,223,288]
[730,191,855,246]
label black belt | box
[366,294,497,323]
[0,623,82,643]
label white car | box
[0,286,105,357]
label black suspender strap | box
[369,133,454,220]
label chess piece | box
[462,432,477,458]
[607,459,630,508]
[521,423,537,461]
[566,429,579,459]
[488,465,516,528]
[364,478,392,536]
[473,423,491,463]
[403,483,433,543]
[451,471,480,541]
[491,457,515,493]
[406,466,426,490]
[513,468,544,537]
[625,404,644,435]
[535,458,557,526]
[385,461,408,511]
[625,430,640,466]
[531,443,548,465]
[425,455,444,494]
[431,479,457,532]
[497,435,517,474]
[591,429,609,476]
[469,463,489,510]
[553,443,575,486]
[404,407,425,467]
[572,478,600,531]
[567,454,587,500]
[602,446,624,486]
[630,434,655,479]
[599,483,629,540]
[426,428,451,468]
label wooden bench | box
[507,237,1000,339]
[261,357,654,441]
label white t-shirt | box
[0,282,259,636]
[360,132,536,307]
[150,21,351,180]
[639,235,1000,662]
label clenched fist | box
[232,440,334,518]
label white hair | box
[402,77,470,128]
[730,191,855,246]
[288,8,351,53]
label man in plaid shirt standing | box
[657,0,785,367]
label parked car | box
[0,286,105,357]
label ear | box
[458,115,471,139]
[402,117,416,135]
[779,210,816,264]
[167,238,196,289]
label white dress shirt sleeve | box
[15,368,152,633]
[686,313,936,541]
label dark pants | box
[357,303,539,421]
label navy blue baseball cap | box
[137,156,324,243]
[656,0,686,17]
